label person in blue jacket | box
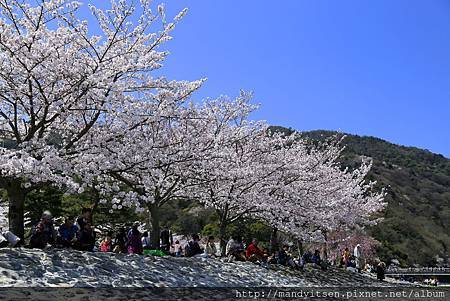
[57,216,79,248]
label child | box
[100,232,113,252]
[173,240,182,257]
[205,236,217,257]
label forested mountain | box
[271,126,450,266]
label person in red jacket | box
[246,238,266,263]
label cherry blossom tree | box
[256,135,386,253]
[186,95,279,254]
[195,120,386,254]
[326,229,381,263]
[0,0,386,248]
[0,0,193,238]
[75,93,258,249]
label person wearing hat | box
[354,244,364,273]
[29,210,56,249]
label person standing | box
[342,247,351,268]
[141,231,151,250]
[354,244,364,273]
[173,240,182,257]
[376,261,386,281]
[127,224,143,255]
[160,227,173,252]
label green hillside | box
[272,126,450,266]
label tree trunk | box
[218,219,228,256]
[216,206,230,257]
[149,203,160,249]
[6,181,26,240]
[297,239,304,257]
[270,227,278,253]
[89,191,100,225]
[323,230,328,262]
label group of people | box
[25,209,216,258]
[225,236,325,270]
[29,209,96,251]
[340,245,387,281]
[26,209,165,255]
[341,245,365,272]
[2,209,391,283]
[225,238,387,282]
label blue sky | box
[82,0,450,157]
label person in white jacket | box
[225,236,235,256]
[354,244,364,273]
[0,229,20,247]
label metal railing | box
[386,267,450,275]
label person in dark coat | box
[160,227,173,252]
[277,245,296,266]
[377,261,386,281]
[114,227,128,253]
[29,211,56,249]
[127,226,143,255]
[76,208,92,232]
[185,234,203,257]
[78,223,96,251]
